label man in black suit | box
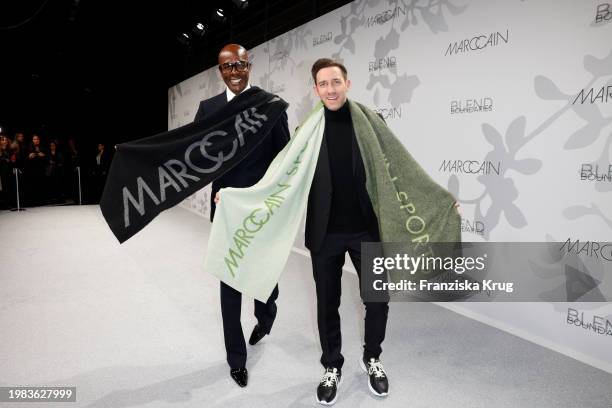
[193,44,290,387]
[92,142,112,203]
[306,58,389,405]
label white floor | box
[0,206,610,408]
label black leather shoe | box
[316,367,341,405]
[360,358,389,397]
[248,324,267,345]
[230,367,248,387]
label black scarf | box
[100,87,289,243]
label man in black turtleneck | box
[324,102,369,234]
[306,58,389,406]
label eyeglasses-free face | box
[314,66,351,111]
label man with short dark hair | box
[194,44,290,388]
[307,58,390,405]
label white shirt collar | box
[226,84,251,102]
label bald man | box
[193,44,290,387]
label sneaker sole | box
[359,359,389,397]
[316,375,343,405]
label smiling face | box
[313,66,351,111]
[218,44,250,95]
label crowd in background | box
[0,132,112,209]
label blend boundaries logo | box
[451,98,493,114]
[313,32,332,47]
[369,56,397,72]
[595,3,612,23]
[566,308,612,337]
[580,163,612,182]
[461,218,485,236]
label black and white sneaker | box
[316,367,342,405]
[360,357,389,397]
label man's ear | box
[346,78,351,91]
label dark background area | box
[0,0,351,151]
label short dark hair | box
[311,58,348,83]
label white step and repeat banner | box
[168,0,612,372]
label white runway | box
[0,206,610,408]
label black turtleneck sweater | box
[324,102,367,233]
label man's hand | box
[454,201,461,216]
[214,192,220,204]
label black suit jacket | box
[304,128,380,253]
[193,88,290,221]
[93,150,112,177]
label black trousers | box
[311,230,389,370]
[220,281,279,369]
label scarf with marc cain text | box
[100,87,289,243]
[205,100,461,302]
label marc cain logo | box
[560,238,612,262]
[572,85,612,104]
[374,106,402,120]
[365,5,406,27]
[439,160,501,176]
[122,107,269,228]
[445,30,509,56]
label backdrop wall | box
[168,0,612,373]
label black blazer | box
[193,88,290,221]
[305,129,380,253]
[92,150,112,176]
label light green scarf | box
[204,100,460,302]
